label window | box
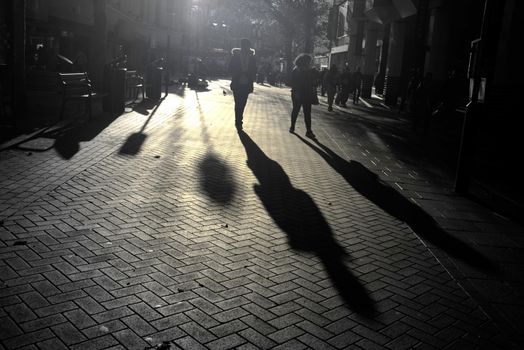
[337,1,349,37]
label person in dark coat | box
[228,38,257,130]
[335,65,352,108]
[289,54,318,139]
[323,64,339,111]
[412,72,433,133]
[320,67,328,96]
[352,66,363,104]
[399,68,420,114]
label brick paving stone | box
[151,313,191,332]
[75,296,105,315]
[179,321,217,343]
[209,319,249,339]
[5,303,37,322]
[327,329,361,348]
[298,333,337,350]
[269,325,305,343]
[355,338,389,350]
[34,301,76,317]
[147,326,186,345]
[20,314,66,332]
[206,333,246,350]
[1,81,522,350]
[175,336,208,350]
[64,308,97,329]
[0,316,22,339]
[128,302,163,322]
[70,334,118,350]
[238,327,277,349]
[51,322,87,345]
[36,337,69,350]
[82,320,126,339]
[272,339,308,350]
[121,314,156,336]
[3,328,54,349]
[185,308,220,328]
[19,291,49,309]
[113,329,149,350]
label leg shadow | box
[295,135,496,271]
[238,131,375,316]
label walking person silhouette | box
[228,38,257,131]
[289,54,318,139]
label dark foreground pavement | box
[1,80,523,349]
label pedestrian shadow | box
[238,131,375,316]
[294,135,496,271]
[195,91,236,204]
[198,153,236,204]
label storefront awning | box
[331,44,349,54]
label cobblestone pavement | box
[1,81,522,349]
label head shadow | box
[294,134,497,272]
[195,91,236,205]
[238,131,375,316]
[198,153,236,205]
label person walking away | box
[320,67,328,96]
[228,38,257,131]
[74,50,88,72]
[323,64,339,112]
[399,68,419,114]
[289,54,318,139]
[412,72,433,134]
[352,67,363,104]
[335,65,351,108]
[433,69,460,119]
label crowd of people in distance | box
[319,64,363,111]
[228,39,467,138]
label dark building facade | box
[327,0,524,217]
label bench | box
[125,70,145,102]
[58,72,100,120]
[26,71,106,121]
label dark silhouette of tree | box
[224,0,329,72]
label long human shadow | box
[295,135,496,271]
[238,131,375,316]
[195,91,236,204]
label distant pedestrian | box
[433,69,462,119]
[352,67,363,105]
[323,64,339,112]
[399,68,420,114]
[412,72,433,133]
[228,38,257,131]
[320,67,328,96]
[289,53,318,139]
[74,50,88,72]
[335,65,352,108]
